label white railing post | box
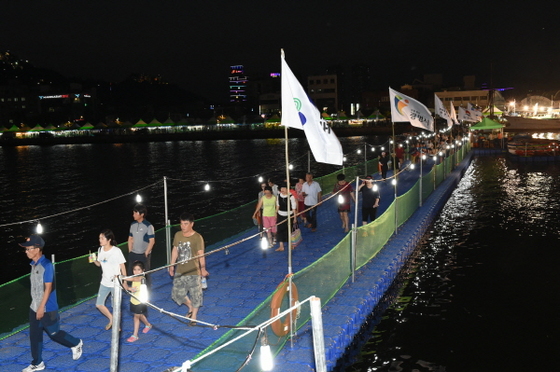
[310,297,326,372]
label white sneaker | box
[71,339,83,360]
[22,362,45,372]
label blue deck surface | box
[0,154,472,372]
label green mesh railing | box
[1,141,472,367]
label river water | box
[0,136,384,284]
[343,156,560,371]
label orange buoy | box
[270,280,299,337]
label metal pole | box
[110,278,123,372]
[310,297,327,372]
[308,150,311,173]
[352,176,359,283]
[164,176,171,265]
[433,156,437,191]
[284,125,295,347]
[364,143,367,175]
[419,153,423,207]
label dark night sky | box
[2,1,559,101]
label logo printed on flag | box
[389,88,434,131]
[293,98,308,125]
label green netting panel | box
[397,182,420,227]
[435,163,445,186]
[355,203,396,268]
[363,158,379,176]
[0,276,31,337]
[421,169,435,203]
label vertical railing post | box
[310,297,326,372]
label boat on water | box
[507,134,560,156]
[504,115,560,132]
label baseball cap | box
[20,234,45,248]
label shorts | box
[172,274,203,308]
[130,302,148,315]
[262,216,277,233]
[362,207,378,223]
[96,283,114,307]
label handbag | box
[290,222,303,248]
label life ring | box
[270,280,299,337]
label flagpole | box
[419,152,423,207]
[392,120,398,234]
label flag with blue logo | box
[281,50,343,165]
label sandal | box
[142,324,152,334]
[189,321,197,326]
[127,335,139,343]
[105,323,112,331]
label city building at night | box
[229,65,248,103]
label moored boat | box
[507,135,560,156]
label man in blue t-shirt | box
[21,235,83,372]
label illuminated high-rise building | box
[229,65,248,103]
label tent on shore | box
[469,117,504,130]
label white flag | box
[449,101,459,125]
[434,94,453,128]
[389,88,434,131]
[467,103,483,118]
[281,51,343,165]
[458,106,480,122]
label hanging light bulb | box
[136,194,142,203]
[261,237,269,250]
[260,332,273,371]
[139,278,149,303]
[433,155,437,161]
[36,221,43,234]
[343,156,347,162]
[204,183,210,191]
[373,183,378,192]
[422,154,427,160]
[410,164,415,170]
[357,149,362,154]
[258,176,264,183]
[337,194,344,204]
[381,146,385,151]
[391,179,397,186]
[371,147,375,152]
[289,164,293,170]
[439,151,443,156]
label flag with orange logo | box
[389,88,434,131]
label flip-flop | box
[142,324,152,334]
[189,321,197,326]
[105,323,112,331]
[127,335,139,342]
